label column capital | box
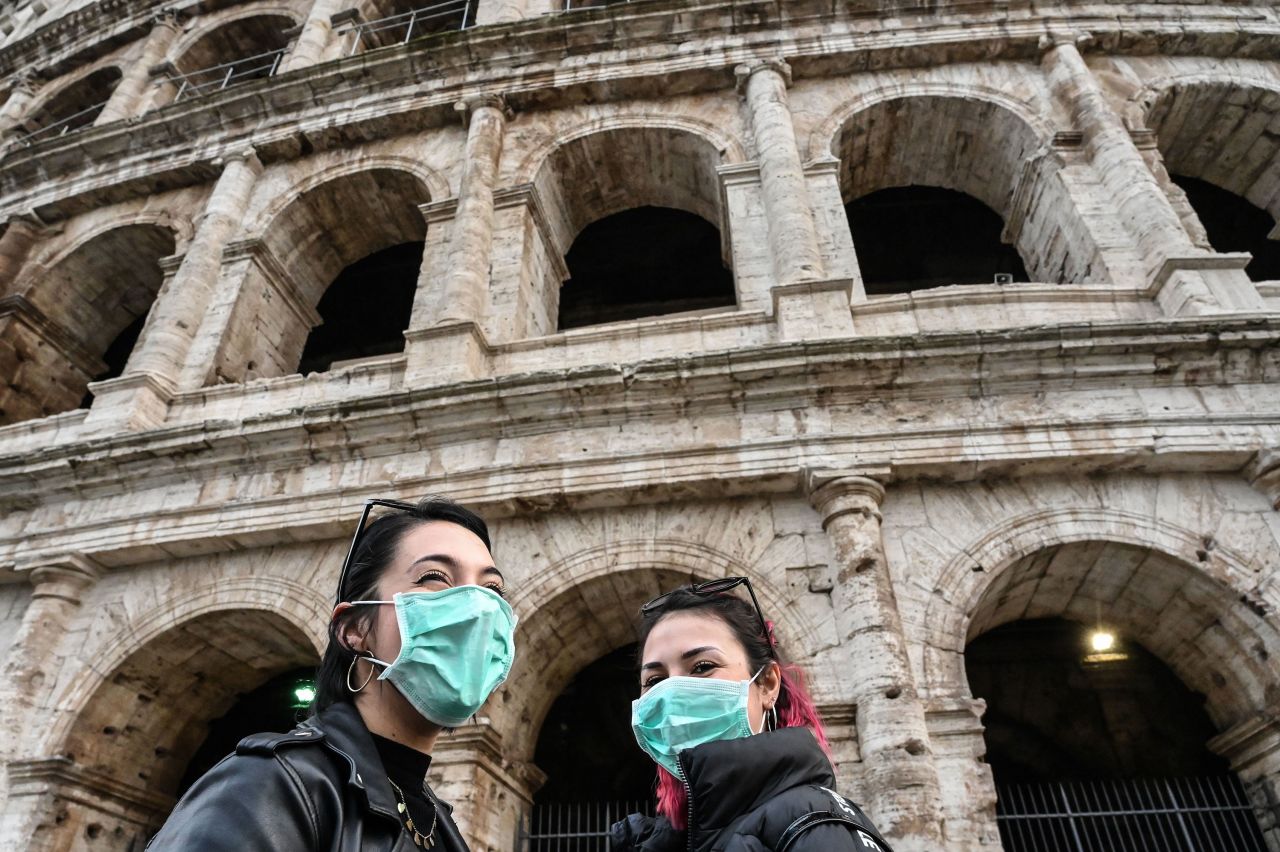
[9,70,40,97]
[150,7,183,31]
[734,58,791,94]
[1037,30,1093,54]
[17,553,103,604]
[213,147,264,173]
[806,469,889,526]
[455,94,511,127]
[1247,448,1280,511]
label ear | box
[332,603,370,654]
[758,660,783,709]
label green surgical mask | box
[353,586,517,727]
[631,668,765,778]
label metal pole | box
[404,9,416,43]
[221,64,234,90]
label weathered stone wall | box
[0,0,1278,850]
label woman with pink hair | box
[610,577,892,852]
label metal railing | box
[18,98,109,144]
[522,799,653,852]
[340,0,474,56]
[997,776,1268,851]
[171,47,288,102]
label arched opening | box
[527,643,655,848]
[1171,175,1280,282]
[177,665,317,797]
[170,15,294,100]
[343,1,477,53]
[221,167,429,382]
[832,96,1092,287]
[964,541,1279,850]
[1145,81,1280,283]
[21,67,121,143]
[0,223,175,424]
[558,207,735,329]
[530,126,734,334]
[846,186,1029,294]
[297,241,422,374]
[47,609,318,848]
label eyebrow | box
[640,645,722,671]
[409,554,505,582]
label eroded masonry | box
[0,0,1278,850]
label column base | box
[430,722,544,850]
[81,372,175,434]
[772,279,855,341]
[403,322,491,386]
[1150,253,1260,316]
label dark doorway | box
[297,241,422,374]
[967,618,1266,851]
[846,186,1029,294]
[79,313,147,408]
[1173,175,1280,282]
[558,207,735,330]
[176,666,316,798]
[528,644,655,850]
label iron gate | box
[522,800,653,852]
[997,775,1268,851]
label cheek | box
[372,608,403,658]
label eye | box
[641,674,665,690]
[690,660,719,676]
[485,581,506,598]
[415,569,451,587]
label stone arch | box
[20,63,121,139]
[0,219,178,423]
[22,578,325,849]
[925,508,1279,731]
[210,164,433,381]
[162,5,299,102]
[816,86,1105,286]
[168,4,303,72]
[1136,74,1280,278]
[496,538,823,763]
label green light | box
[292,681,317,709]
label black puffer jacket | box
[146,702,469,852]
[610,728,890,852]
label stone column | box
[94,10,181,125]
[475,0,532,26]
[0,555,102,768]
[1247,448,1280,511]
[808,473,945,850]
[1040,33,1259,314]
[84,150,261,430]
[735,59,824,286]
[437,95,507,329]
[280,0,346,72]
[1209,715,1280,850]
[0,73,39,140]
[0,214,43,294]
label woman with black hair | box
[147,497,514,852]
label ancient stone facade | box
[0,0,1278,850]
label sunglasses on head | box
[642,576,776,659]
[334,498,420,605]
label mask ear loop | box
[769,705,779,731]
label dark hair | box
[637,588,829,829]
[312,496,491,713]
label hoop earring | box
[768,705,779,731]
[347,655,376,693]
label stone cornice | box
[0,316,1277,569]
[3,3,1279,220]
[0,0,163,82]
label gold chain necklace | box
[387,779,437,848]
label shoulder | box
[727,786,889,852]
[146,728,339,852]
[609,813,683,852]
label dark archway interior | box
[534,643,655,804]
[966,618,1225,783]
[1173,174,1280,282]
[79,312,147,408]
[177,666,317,798]
[297,241,422,374]
[846,186,1029,294]
[27,67,121,135]
[358,0,476,48]
[558,207,735,330]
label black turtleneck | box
[371,733,438,846]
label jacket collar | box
[307,702,402,824]
[679,727,836,834]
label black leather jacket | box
[146,702,469,852]
[609,728,889,852]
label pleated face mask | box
[630,667,764,777]
[353,585,518,727]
